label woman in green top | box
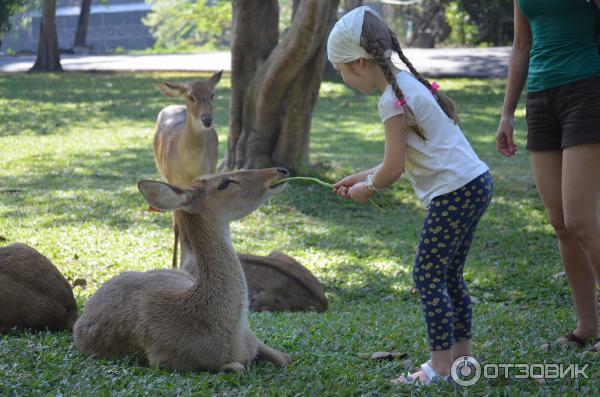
[497,0,600,354]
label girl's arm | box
[496,0,531,157]
[332,166,380,196]
[372,115,407,188]
[346,115,408,203]
[349,165,381,182]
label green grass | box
[0,72,597,396]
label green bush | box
[444,1,480,46]
[0,0,31,41]
[143,0,232,52]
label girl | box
[327,6,493,385]
[497,0,600,353]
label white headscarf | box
[327,6,383,65]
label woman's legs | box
[561,143,600,345]
[530,150,598,341]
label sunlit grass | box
[0,73,597,396]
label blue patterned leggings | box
[413,171,493,351]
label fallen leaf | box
[358,351,407,361]
[553,271,565,279]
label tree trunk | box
[222,0,340,172]
[408,0,450,48]
[30,0,62,72]
[73,0,92,48]
[344,0,362,11]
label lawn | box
[0,72,597,396]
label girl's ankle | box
[451,339,471,360]
[452,353,470,361]
[429,360,451,377]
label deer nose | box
[200,114,213,127]
[276,168,289,176]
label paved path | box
[0,47,510,77]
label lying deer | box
[0,243,78,333]
[239,252,329,313]
[73,168,291,372]
[153,71,222,267]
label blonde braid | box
[362,37,427,141]
[389,32,460,124]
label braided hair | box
[360,11,460,141]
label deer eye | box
[217,179,235,190]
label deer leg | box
[172,214,178,268]
[255,340,291,367]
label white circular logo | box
[451,355,481,386]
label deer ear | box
[157,82,186,98]
[138,180,189,211]
[208,71,223,88]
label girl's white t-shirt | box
[378,71,489,206]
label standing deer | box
[153,71,222,267]
[73,168,292,372]
[0,243,78,333]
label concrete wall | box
[1,1,155,54]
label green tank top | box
[518,0,600,92]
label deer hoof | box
[278,352,292,368]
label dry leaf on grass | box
[357,351,407,360]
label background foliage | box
[142,0,232,52]
[0,0,32,42]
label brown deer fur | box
[239,252,328,313]
[153,71,222,267]
[183,251,329,313]
[0,243,78,333]
[73,168,291,372]
[153,72,221,187]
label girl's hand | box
[496,117,518,157]
[348,182,373,204]
[332,173,363,197]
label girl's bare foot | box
[452,339,471,359]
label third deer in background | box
[153,71,222,267]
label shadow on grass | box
[0,73,231,138]
[265,169,559,303]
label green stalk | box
[272,176,333,188]
[273,177,385,212]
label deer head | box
[139,168,289,222]
[157,71,223,129]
